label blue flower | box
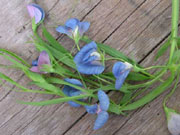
[74,41,105,75]
[85,90,110,130]
[56,18,90,40]
[27,3,45,24]
[63,78,83,108]
[112,62,132,90]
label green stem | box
[169,0,179,64]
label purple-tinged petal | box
[98,90,109,111]
[56,26,72,37]
[85,104,98,114]
[112,62,127,78]
[27,4,45,24]
[115,70,130,90]
[78,21,90,36]
[93,111,109,130]
[65,18,80,30]
[30,66,40,73]
[38,51,51,66]
[68,101,81,108]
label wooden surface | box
[0,0,179,135]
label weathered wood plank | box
[0,0,177,135]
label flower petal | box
[93,111,109,130]
[98,90,109,111]
[115,70,130,90]
[30,66,40,73]
[78,21,90,35]
[32,60,38,66]
[65,18,80,30]
[38,51,51,66]
[76,63,105,75]
[68,101,81,108]
[112,62,127,78]
[168,112,180,135]
[64,78,83,87]
[74,41,97,63]
[74,41,104,75]
[56,26,72,37]
[85,104,98,114]
[27,4,45,24]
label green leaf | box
[17,95,89,106]
[0,48,30,67]
[127,72,150,81]
[121,72,175,111]
[30,81,64,96]
[23,70,46,83]
[155,38,171,60]
[0,53,28,70]
[42,26,68,53]
[0,73,27,90]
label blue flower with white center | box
[56,18,90,41]
[85,90,110,130]
[63,78,83,108]
[74,41,105,75]
[112,61,132,90]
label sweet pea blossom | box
[85,90,109,130]
[27,3,45,24]
[56,18,90,40]
[112,61,132,90]
[30,51,51,73]
[63,78,84,107]
[165,107,180,135]
[74,41,105,75]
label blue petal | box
[74,41,105,75]
[93,111,109,130]
[56,26,72,37]
[32,60,38,66]
[74,41,97,64]
[65,18,80,30]
[64,78,83,87]
[78,21,90,35]
[68,101,81,108]
[115,70,130,90]
[69,89,82,97]
[62,85,71,96]
[112,62,127,78]
[98,90,110,111]
[76,63,105,75]
[85,104,98,114]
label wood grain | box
[0,0,178,135]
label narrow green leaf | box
[155,38,171,60]
[0,48,30,67]
[42,26,68,53]
[0,73,27,90]
[17,95,90,106]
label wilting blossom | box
[112,61,132,90]
[27,3,45,24]
[63,78,84,108]
[56,18,90,40]
[165,107,180,135]
[74,41,105,75]
[30,51,51,73]
[85,90,109,130]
